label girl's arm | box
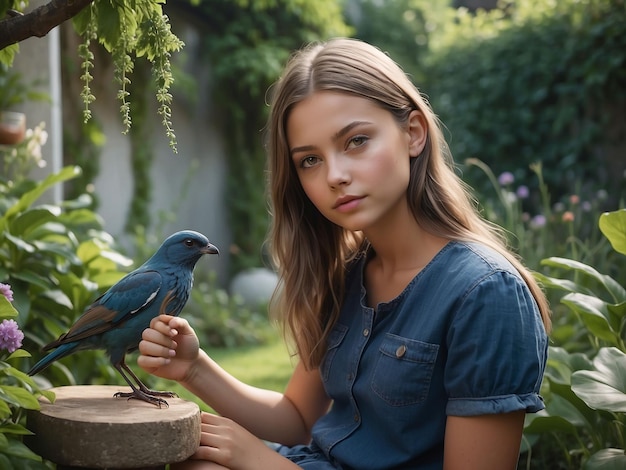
[138,314,331,446]
[443,411,525,470]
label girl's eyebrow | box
[290,121,372,156]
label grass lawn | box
[149,333,295,410]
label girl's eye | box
[300,155,319,168]
[347,135,368,149]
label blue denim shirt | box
[278,241,548,469]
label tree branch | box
[0,0,94,50]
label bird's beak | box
[202,243,219,255]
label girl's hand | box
[137,314,200,382]
[191,412,284,469]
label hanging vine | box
[72,0,183,152]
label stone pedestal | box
[25,385,201,469]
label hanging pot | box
[0,111,26,145]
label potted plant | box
[0,65,46,145]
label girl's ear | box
[407,110,428,158]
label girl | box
[138,38,550,469]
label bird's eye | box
[184,239,194,247]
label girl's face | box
[287,91,426,233]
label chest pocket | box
[371,333,439,406]
[320,324,349,382]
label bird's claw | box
[113,389,177,408]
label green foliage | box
[348,0,438,84]
[185,271,275,349]
[0,296,54,469]
[0,165,132,386]
[522,209,626,469]
[189,0,351,274]
[0,65,47,111]
[71,0,184,152]
[0,150,132,466]
[467,159,619,288]
[0,130,132,388]
[424,0,626,208]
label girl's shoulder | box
[443,240,520,277]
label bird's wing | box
[45,270,163,348]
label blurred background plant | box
[466,158,622,290]
[0,285,55,468]
[520,209,626,469]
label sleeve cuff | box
[446,392,545,416]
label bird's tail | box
[28,343,79,376]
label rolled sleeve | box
[444,270,548,417]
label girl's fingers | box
[136,354,171,370]
[141,326,177,349]
[138,336,177,358]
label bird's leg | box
[119,360,178,398]
[112,359,175,407]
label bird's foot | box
[113,389,177,408]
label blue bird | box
[28,230,219,407]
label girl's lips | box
[333,195,364,212]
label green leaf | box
[0,423,34,436]
[31,241,82,266]
[599,209,626,256]
[0,438,43,460]
[0,385,41,410]
[541,257,626,303]
[9,206,61,238]
[561,293,620,344]
[0,398,11,420]
[572,348,626,412]
[523,404,579,434]
[583,448,626,470]
[10,271,54,291]
[3,233,35,254]
[0,296,18,319]
[6,349,30,360]
[534,272,589,295]
[38,290,74,310]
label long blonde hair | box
[266,38,551,370]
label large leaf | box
[572,348,626,412]
[9,206,61,237]
[584,448,626,470]
[561,293,620,345]
[523,397,582,434]
[541,257,626,303]
[599,209,626,256]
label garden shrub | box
[423,0,626,210]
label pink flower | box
[569,195,580,205]
[0,319,24,353]
[0,284,14,302]
[562,211,575,222]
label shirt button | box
[396,344,407,358]
[363,328,370,337]
[354,414,360,422]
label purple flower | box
[530,214,547,229]
[0,319,24,353]
[516,185,529,199]
[498,172,515,186]
[0,283,14,302]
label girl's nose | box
[326,155,351,189]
